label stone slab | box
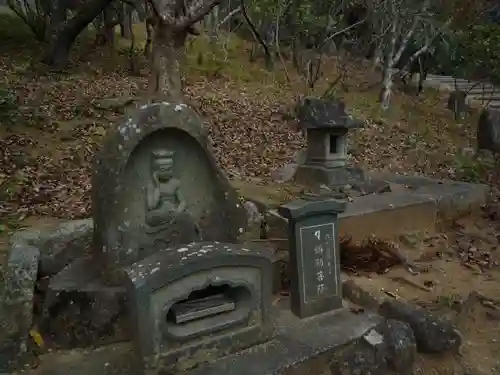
[9,219,93,277]
[43,257,128,348]
[48,256,125,294]
[412,181,488,220]
[338,192,437,241]
[364,173,488,219]
[265,192,437,243]
[18,307,382,375]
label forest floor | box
[1,12,500,375]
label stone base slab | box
[294,164,365,186]
[17,306,382,375]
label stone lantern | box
[294,97,365,186]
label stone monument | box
[124,242,275,373]
[278,199,346,318]
[92,101,248,283]
[294,97,365,186]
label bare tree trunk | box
[208,5,219,45]
[42,0,114,68]
[149,27,187,100]
[379,62,394,110]
[101,7,116,45]
[378,0,397,110]
[121,4,133,38]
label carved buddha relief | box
[143,149,202,245]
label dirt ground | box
[1,12,500,375]
[349,214,500,375]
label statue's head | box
[152,149,174,181]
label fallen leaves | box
[0,32,493,229]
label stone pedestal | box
[294,163,365,187]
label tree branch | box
[179,0,221,30]
[392,0,431,65]
[216,6,241,31]
[239,0,272,65]
[318,17,367,51]
[399,17,453,73]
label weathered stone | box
[379,300,462,353]
[92,101,247,282]
[351,179,391,195]
[295,165,365,187]
[124,241,275,373]
[341,278,381,310]
[0,244,40,372]
[339,191,437,241]
[10,219,93,276]
[243,200,263,225]
[294,97,365,187]
[330,318,416,375]
[42,257,127,348]
[93,97,135,112]
[330,328,388,375]
[278,199,346,318]
[380,319,417,375]
[18,311,383,375]
[412,180,488,219]
[365,173,488,221]
[478,107,500,153]
[40,288,128,348]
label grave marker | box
[278,199,346,318]
[92,101,247,283]
[124,242,275,373]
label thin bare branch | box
[216,6,241,31]
[274,0,296,98]
[319,17,367,51]
[399,17,453,73]
[392,0,431,65]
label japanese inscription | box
[298,223,338,304]
[278,198,346,318]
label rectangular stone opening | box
[164,283,252,338]
[168,285,236,324]
[329,135,338,154]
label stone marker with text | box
[278,199,346,318]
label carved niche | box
[92,102,248,282]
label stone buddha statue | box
[144,149,202,242]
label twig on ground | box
[390,276,432,292]
[382,289,403,300]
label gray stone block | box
[124,242,275,373]
[379,300,461,354]
[17,310,383,375]
[0,244,40,372]
[412,180,488,218]
[330,328,388,375]
[278,199,346,318]
[42,257,127,348]
[10,219,93,277]
[380,319,416,375]
[294,164,365,187]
